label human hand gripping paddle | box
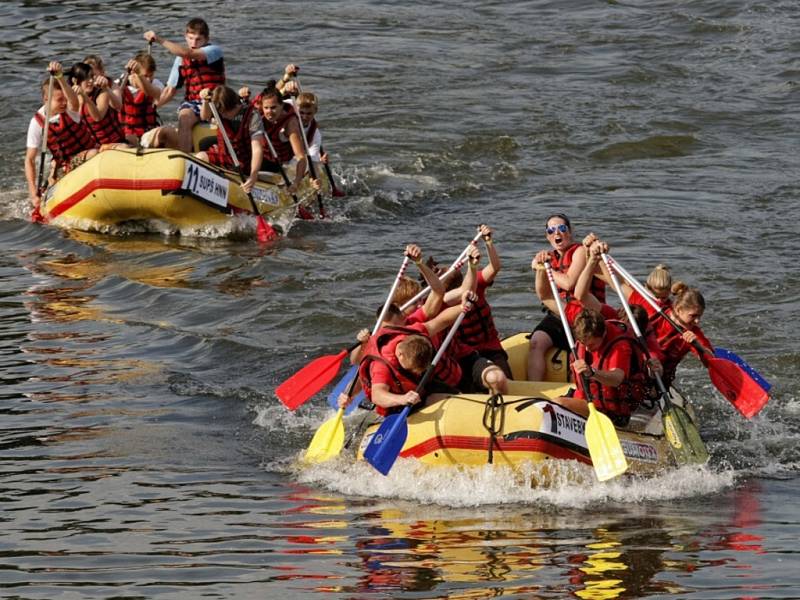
[608,256,769,419]
[601,253,708,465]
[304,255,417,461]
[325,231,483,412]
[206,100,277,243]
[277,256,412,410]
[544,262,628,481]
[363,302,471,476]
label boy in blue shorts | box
[144,18,224,153]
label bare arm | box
[551,246,587,293]
[144,31,208,61]
[286,120,307,192]
[479,224,501,282]
[24,146,39,204]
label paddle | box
[207,100,277,242]
[292,109,325,218]
[320,145,345,197]
[714,347,771,393]
[304,407,345,464]
[545,262,628,481]
[601,253,708,465]
[364,308,469,475]
[608,256,769,419]
[327,364,361,413]
[325,232,481,402]
[32,74,55,222]
[277,256,412,410]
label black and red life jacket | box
[119,86,160,138]
[260,103,296,164]
[33,111,95,168]
[81,90,125,145]
[209,102,255,169]
[456,293,500,351]
[178,55,225,102]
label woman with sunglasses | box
[526,213,604,380]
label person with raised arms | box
[68,62,128,148]
[357,291,475,414]
[144,17,225,153]
[255,84,315,195]
[195,85,264,193]
[118,52,164,146]
[25,61,98,212]
[526,213,605,380]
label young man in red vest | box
[144,18,225,153]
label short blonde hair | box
[297,92,318,111]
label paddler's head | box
[573,308,607,352]
[672,282,705,328]
[297,92,318,127]
[259,85,284,123]
[646,264,672,300]
[184,18,210,50]
[545,213,573,253]
[396,335,434,376]
[392,276,422,314]
[41,77,68,115]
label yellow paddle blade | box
[304,408,345,464]
[585,404,629,481]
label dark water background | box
[1,1,799,597]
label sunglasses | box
[546,224,569,234]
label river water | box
[1,1,799,598]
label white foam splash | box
[293,453,735,509]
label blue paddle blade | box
[363,406,410,475]
[714,347,771,392]
[327,365,359,414]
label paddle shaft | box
[601,254,673,404]
[36,75,55,196]
[400,232,483,311]
[544,263,593,397]
[320,145,343,196]
[292,110,324,217]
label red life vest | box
[549,243,606,302]
[208,102,255,169]
[358,325,461,415]
[81,90,125,145]
[34,111,95,168]
[260,103,296,164]
[575,321,648,425]
[456,273,502,352]
[120,86,159,138]
[178,54,225,102]
[651,313,712,387]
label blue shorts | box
[178,100,202,116]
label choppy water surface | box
[1,1,799,597]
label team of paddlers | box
[24,17,326,220]
[345,215,713,428]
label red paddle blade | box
[706,356,769,419]
[276,349,347,410]
[331,187,346,198]
[256,216,278,243]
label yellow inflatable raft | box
[357,333,706,477]
[40,126,329,233]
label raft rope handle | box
[482,393,506,464]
